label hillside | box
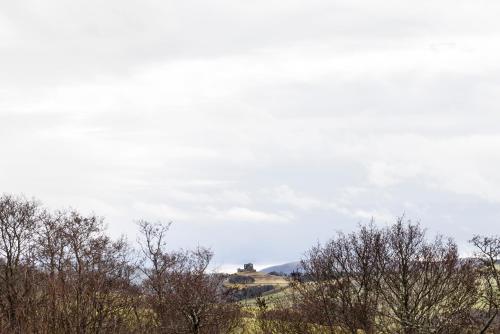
[225,270,289,304]
[226,271,288,286]
[260,261,301,275]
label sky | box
[2,0,500,270]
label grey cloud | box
[2,0,500,265]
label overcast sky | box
[2,0,500,270]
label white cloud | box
[2,0,500,264]
[209,207,294,224]
[268,185,324,210]
[132,202,192,222]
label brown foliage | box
[0,195,39,333]
[0,195,241,334]
[138,220,241,334]
[2,193,500,334]
[470,235,500,333]
[376,218,479,334]
[260,217,485,334]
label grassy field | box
[224,271,291,308]
[239,286,290,307]
[226,271,289,287]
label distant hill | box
[260,261,301,275]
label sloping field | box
[226,271,289,287]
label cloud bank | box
[2,0,500,265]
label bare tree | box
[284,222,383,334]
[138,221,240,334]
[282,218,481,334]
[376,217,479,334]
[34,210,139,334]
[256,295,314,334]
[61,211,138,333]
[0,196,244,333]
[35,209,66,333]
[2,193,496,334]
[470,235,500,333]
[0,195,40,333]
[322,222,383,334]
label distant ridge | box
[260,261,301,275]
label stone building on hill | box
[237,263,256,273]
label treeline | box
[1,194,500,334]
[0,195,239,334]
[257,219,500,334]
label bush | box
[227,275,255,284]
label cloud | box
[2,0,500,264]
[132,202,193,221]
[268,185,324,210]
[208,207,294,224]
